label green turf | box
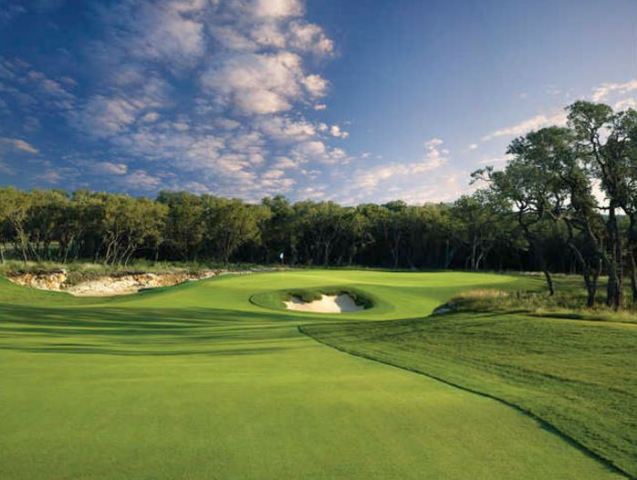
[0,270,627,479]
[302,280,637,478]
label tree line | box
[0,188,515,269]
[0,101,635,309]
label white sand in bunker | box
[284,294,364,313]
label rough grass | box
[302,276,637,478]
[446,285,637,324]
[0,270,625,479]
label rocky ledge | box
[7,269,231,296]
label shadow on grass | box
[0,303,316,356]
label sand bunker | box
[7,270,259,296]
[284,294,364,313]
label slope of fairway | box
[0,270,626,479]
[302,301,637,477]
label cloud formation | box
[1,0,343,200]
[480,78,637,144]
[0,137,39,155]
[1,3,635,205]
[330,137,468,204]
[591,80,637,102]
[481,111,568,142]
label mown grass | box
[0,270,626,479]
[302,275,637,478]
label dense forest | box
[1,101,636,309]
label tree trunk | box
[584,260,601,308]
[564,228,598,308]
[519,218,553,296]
[391,234,401,269]
[323,240,331,266]
[628,216,637,304]
[19,236,28,264]
[606,266,621,310]
[543,268,555,296]
[630,251,637,305]
[606,207,623,310]
[537,249,554,296]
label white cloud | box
[258,116,316,142]
[212,26,258,51]
[293,139,326,157]
[260,166,296,191]
[203,52,312,114]
[0,138,38,176]
[73,76,170,138]
[215,118,241,130]
[115,0,206,67]
[288,21,334,55]
[394,173,469,204]
[352,138,449,190]
[251,0,304,18]
[614,98,637,110]
[262,168,285,179]
[36,170,62,184]
[0,58,77,116]
[1,0,350,201]
[122,170,162,189]
[140,112,160,123]
[481,111,567,142]
[251,23,287,49]
[272,156,298,169]
[79,96,139,136]
[329,125,349,139]
[591,79,637,102]
[302,74,328,98]
[92,162,128,175]
[297,185,326,199]
[176,180,213,194]
[291,139,348,165]
[479,78,637,145]
[0,137,39,154]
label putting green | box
[0,270,624,479]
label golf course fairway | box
[0,270,625,479]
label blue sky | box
[0,0,635,203]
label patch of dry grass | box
[445,287,637,324]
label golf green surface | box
[0,270,625,479]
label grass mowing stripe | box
[0,270,629,479]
